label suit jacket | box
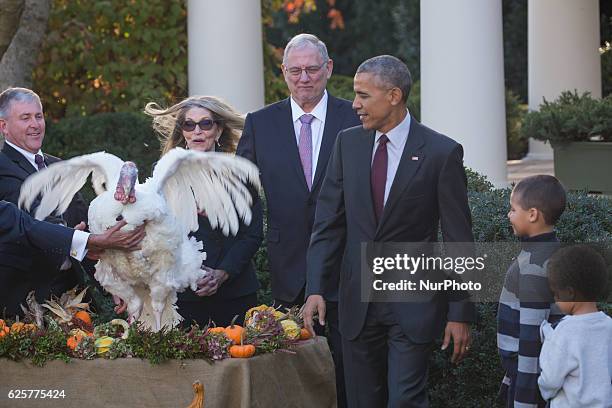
[236,94,360,303]
[178,189,264,302]
[0,143,88,316]
[306,118,476,342]
[0,200,73,252]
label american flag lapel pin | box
[411,156,419,161]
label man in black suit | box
[237,34,360,408]
[0,200,145,257]
[0,87,89,316]
[304,55,475,407]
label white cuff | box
[70,230,90,261]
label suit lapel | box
[354,127,378,231]
[276,98,310,191]
[2,143,36,177]
[311,95,343,193]
[375,117,426,236]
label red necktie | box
[34,154,46,171]
[371,134,388,223]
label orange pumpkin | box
[300,327,313,340]
[0,320,9,338]
[207,326,226,335]
[224,315,244,344]
[66,329,91,350]
[229,344,255,358]
[74,310,92,326]
[66,335,80,350]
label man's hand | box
[441,321,471,364]
[195,266,229,296]
[303,294,326,337]
[113,295,127,314]
[86,220,145,252]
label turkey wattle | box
[19,148,260,331]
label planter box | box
[553,141,612,195]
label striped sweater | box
[497,232,563,408]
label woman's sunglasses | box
[181,118,216,132]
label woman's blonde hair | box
[144,95,245,156]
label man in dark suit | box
[304,55,475,407]
[0,87,89,317]
[236,34,360,408]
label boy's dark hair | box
[547,245,610,301]
[513,175,566,225]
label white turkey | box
[18,148,260,331]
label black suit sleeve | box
[217,186,264,280]
[236,113,257,164]
[306,132,347,296]
[0,200,73,253]
[437,144,476,322]
[0,173,23,204]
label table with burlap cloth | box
[0,337,336,408]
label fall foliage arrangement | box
[0,288,313,366]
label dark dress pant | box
[342,302,434,408]
[177,292,258,328]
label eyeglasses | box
[181,118,216,132]
[285,61,328,78]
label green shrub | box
[33,0,187,121]
[466,167,495,193]
[521,91,612,144]
[44,112,161,200]
[506,89,528,159]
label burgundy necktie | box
[371,134,389,223]
[298,114,314,190]
[34,154,46,171]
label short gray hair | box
[0,87,42,119]
[356,55,412,103]
[283,33,329,65]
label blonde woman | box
[144,96,263,327]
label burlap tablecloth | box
[0,336,336,408]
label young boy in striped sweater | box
[497,175,566,407]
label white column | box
[527,0,601,160]
[421,0,507,188]
[187,0,265,113]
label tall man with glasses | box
[0,87,90,317]
[237,33,360,408]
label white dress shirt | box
[290,90,328,185]
[4,140,89,261]
[371,110,412,205]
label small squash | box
[229,343,255,358]
[224,315,244,344]
[0,320,9,337]
[95,336,114,355]
[74,310,92,326]
[300,327,313,340]
[207,326,226,335]
[10,322,36,333]
[229,331,255,358]
[67,329,92,350]
[280,319,301,339]
[186,381,204,408]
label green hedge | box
[521,91,612,144]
